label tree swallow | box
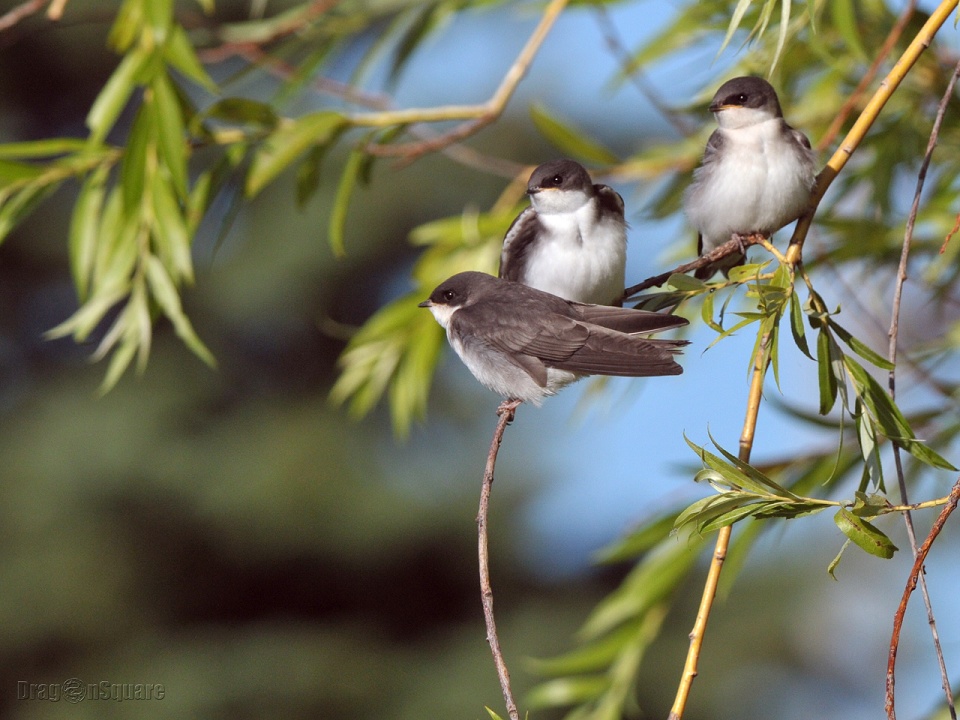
[499,159,627,306]
[419,272,688,407]
[683,76,816,279]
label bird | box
[499,159,627,306]
[683,76,816,280]
[419,271,688,410]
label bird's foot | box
[732,233,749,255]
[497,399,522,421]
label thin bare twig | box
[478,399,522,720]
[199,41,524,178]
[0,0,48,32]
[886,478,960,720]
[46,0,68,20]
[885,56,960,720]
[359,0,570,162]
[940,210,960,254]
[592,6,695,137]
[622,232,769,298]
[816,0,918,153]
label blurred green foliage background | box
[1,1,959,719]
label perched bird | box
[684,76,816,279]
[499,159,627,306]
[419,271,688,407]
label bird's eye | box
[442,289,456,302]
[736,93,748,104]
[551,174,563,185]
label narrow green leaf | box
[45,286,127,342]
[830,0,869,61]
[151,173,194,282]
[581,538,700,639]
[144,255,216,367]
[201,97,279,132]
[99,334,138,395]
[526,676,610,709]
[718,0,754,56]
[106,0,143,52]
[69,168,108,299]
[828,318,894,370]
[144,0,173,41]
[699,502,764,533]
[0,159,44,183]
[295,143,328,208]
[850,491,890,517]
[530,103,620,165]
[151,72,188,198]
[0,181,61,245]
[389,4,455,85]
[827,539,851,579]
[245,111,347,197]
[700,290,723,333]
[845,357,957,470]
[770,0,791,71]
[834,508,897,559]
[163,24,218,93]
[87,48,150,144]
[789,290,812,358]
[666,273,707,292]
[595,511,677,564]
[707,429,799,497]
[120,104,154,213]
[328,148,365,258]
[816,329,837,415]
[0,139,90,160]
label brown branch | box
[622,232,769,298]
[886,478,960,720]
[940,210,960,254]
[46,0,68,20]
[592,6,695,137]
[0,0,49,32]
[198,39,523,178]
[478,399,522,720]
[360,0,570,163]
[886,55,960,720]
[816,0,918,153]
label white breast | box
[522,203,626,305]
[687,119,814,252]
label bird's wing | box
[701,128,724,165]
[788,124,812,151]
[594,184,625,218]
[449,299,579,387]
[547,328,688,377]
[573,303,689,335]
[498,206,539,281]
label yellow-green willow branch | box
[786,0,960,265]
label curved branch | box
[358,0,569,162]
[885,55,960,720]
[478,399,522,720]
[886,479,960,720]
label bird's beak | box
[527,185,542,195]
[709,102,733,113]
[418,299,432,308]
